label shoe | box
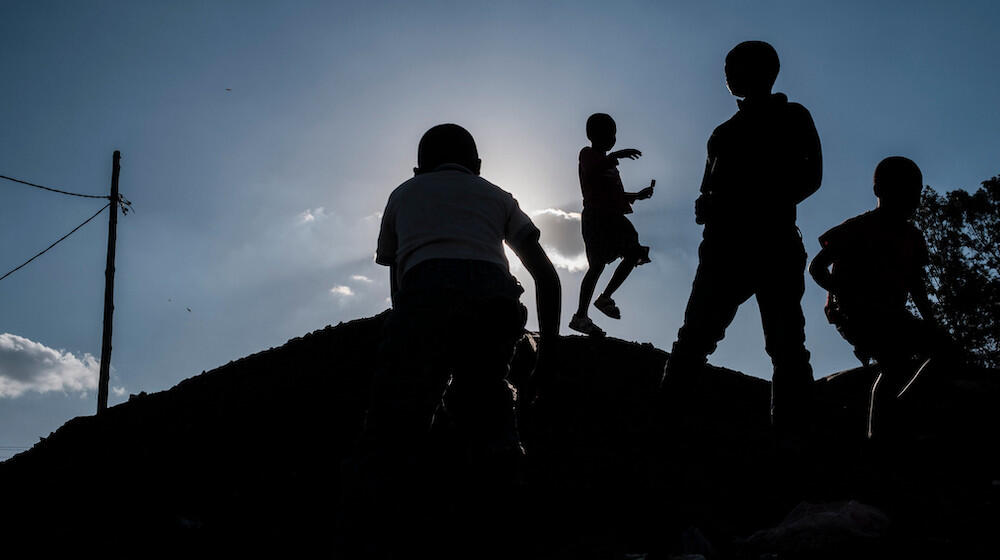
[569,314,605,337]
[593,295,621,320]
[637,245,652,266]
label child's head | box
[725,41,780,99]
[874,156,922,218]
[415,123,481,175]
[586,113,616,151]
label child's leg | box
[665,246,754,381]
[756,242,813,428]
[599,255,639,301]
[577,263,605,317]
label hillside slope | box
[2,312,997,557]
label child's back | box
[810,156,954,438]
[379,163,536,287]
[701,93,821,239]
[810,156,939,364]
[818,208,928,319]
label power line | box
[0,203,111,283]
[0,173,110,200]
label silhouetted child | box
[810,156,950,438]
[569,113,655,337]
[661,41,822,430]
[348,123,561,557]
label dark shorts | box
[581,208,645,266]
[826,302,944,366]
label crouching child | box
[810,156,954,439]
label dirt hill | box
[2,312,997,557]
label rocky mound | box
[1,312,997,557]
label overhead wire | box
[0,173,110,200]
[0,202,112,283]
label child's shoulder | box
[820,210,878,248]
[832,209,877,230]
[579,146,612,169]
[784,98,812,114]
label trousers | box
[667,234,814,423]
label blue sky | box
[1,0,998,454]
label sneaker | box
[569,314,605,337]
[637,245,652,266]
[593,295,621,320]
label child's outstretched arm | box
[609,148,642,161]
[626,179,655,203]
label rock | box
[745,501,889,558]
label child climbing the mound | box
[570,112,655,337]
[810,156,954,438]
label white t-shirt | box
[375,164,540,279]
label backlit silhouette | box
[810,156,955,438]
[661,41,822,430]
[570,112,655,337]
[346,123,561,557]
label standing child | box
[661,41,822,430]
[570,112,655,337]
[810,156,951,438]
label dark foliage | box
[914,175,1000,367]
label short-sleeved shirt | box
[579,147,632,215]
[375,163,540,279]
[700,93,822,239]
[818,209,929,314]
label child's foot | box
[594,295,621,320]
[637,245,652,266]
[569,314,606,337]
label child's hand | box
[611,148,642,160]
[638,179,655,200]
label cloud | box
[297,207,329,224]
[112,386,127,397]
[330,285,355,297]
[0,334,99,398]
[545,250,589,272]
[350,274,373,283]
[530,208,586,272]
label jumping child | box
[570,112,655,337]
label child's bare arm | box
[626,179,656,202]
[809,247,837,293]
[609,148,642,161]
[510,238,561,342]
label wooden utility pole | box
[97,151,120,414]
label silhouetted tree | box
[913,175,1000,367]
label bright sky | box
[2,1,998,453]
